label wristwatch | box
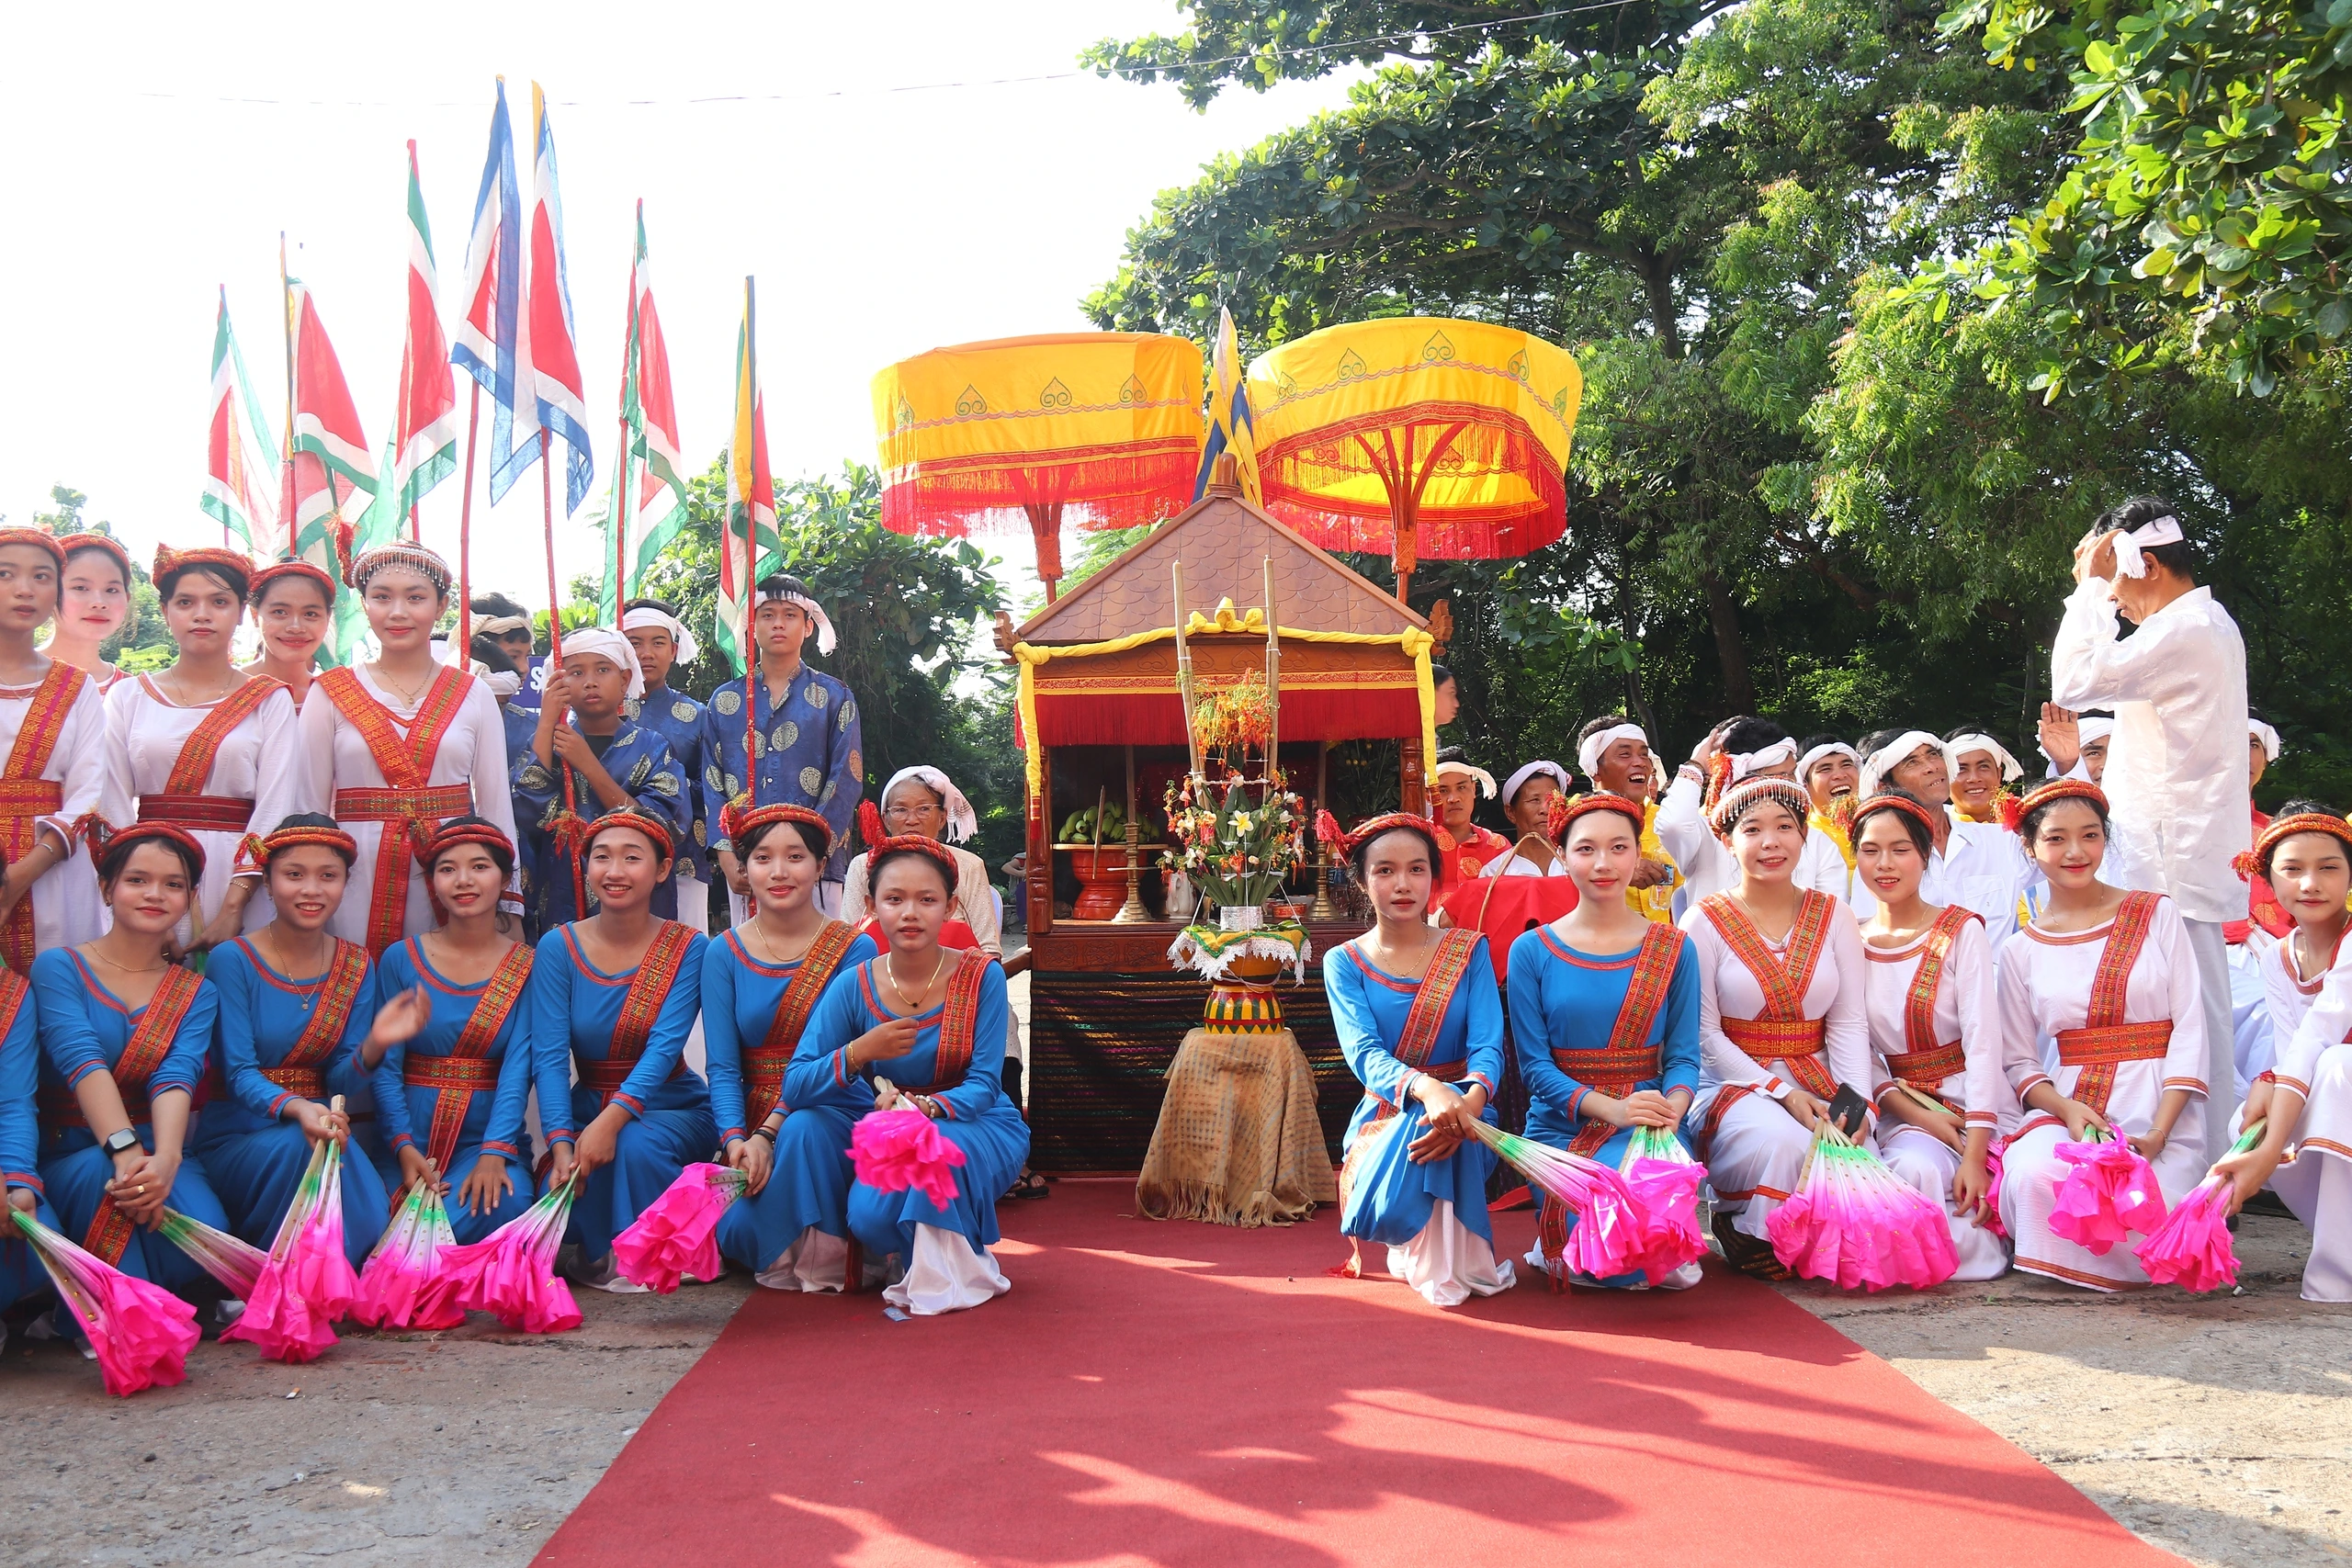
[101,1127,141,1157]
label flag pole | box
[613,201,639,628]
[542,426,586,915]
[741,276,759,812]
[456,383,480,654]
[279,233,297,561]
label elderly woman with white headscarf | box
[513,626,691,930]
[839,767,1001,955]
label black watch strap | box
[102,1127,141,1156]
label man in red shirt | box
[1431,749,1512,883]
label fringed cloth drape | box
[1136,1027,1338,1228]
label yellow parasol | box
[871,333,1204,602]
[1245,317,1582,602]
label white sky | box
[0,3,1359,612]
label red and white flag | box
[286,286,375,577]
[200,288,276,551]
[390,141,458,528]
[519,81,592,514]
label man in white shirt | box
[1848,728,2038,948]
[1657,716,1849,906]
[2050,496,2250,1160]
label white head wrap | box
[622,605,699,668]
[1859,729,1949,799]
[2251,719,2281,761]
[2108,514,2185,580]
[1795,740,1860,786]
[1727,736,1799,784]
[552,626,645,703]
[1432,758,1498,798]
[881,765,978,844]
[473,614,532,639]
[1577,723,1649,782]
[1942,732,2025,783]
[2077,715,2115,746]
[756,579,838,656]
[1501,761,1571,806]
[482,666,522,700]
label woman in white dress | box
[38,533,133,694]
[1680,777,1871,1277]
[0,527,109,967]
[242,560,337,711]
[1850,789,2012,1280]
[102,547,307,953]
[2213,804,2352,1301]
[1995,778,2208,1290]
[296,543,519,956]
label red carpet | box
[537,1182,2179,1567]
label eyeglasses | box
[885,804,942,821]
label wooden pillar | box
[1400,736,1425,816]
[1026,743,1054,936]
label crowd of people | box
[0,525,1028,1345]
[1,490,2344,1360]
[1332,497,2347,1307]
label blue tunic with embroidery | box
[193,938,390,1267]
[512,718,688,929]
[0,974,59,1310]
[1507,925,1702,1284]
[700,665,863,883]
[367,937,546,1245]
[631,683,710,884]
[31,950,230,1296]
[528,922,715,1261]
[1325,937,1507,1247]
[782,956,1025,1259]
[701,925,878,1273]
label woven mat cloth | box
[1134,1027,1339,1227]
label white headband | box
[2252,720,2280,761]
[1432,760,1498,798]
[1727,737,1798,784]
[881,765,977,844]
[1501,760,1570,806]
[2077,716,2114,745]
[1859,729,1948,798]
[474,614,531,638]
[755,582,838,656]
[483,667,522,700]
[553,626,645,703]
[2109,514,2184,580]
[1943,733,2024,783]
[1795,741,1860,785]
[622,605,699,668]
[1577,723,1649,781]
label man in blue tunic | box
[514,627,689,931]
[702,574,863,920]
[623,598,713,935]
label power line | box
[109,4,1642,111]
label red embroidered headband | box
[94,820,207,877]
[1849,791,1941,840]
[248,823,357,868]
[1545,791,1645,847]
[0,527,68,571]
[2000,777,2108,835]
[423,818,515,867]
[2233,811,2352,880]
[247,559,338,609]
[725,799,831,852]
[582,809,675,861]
[152,544,253,596]
[1708,778,1810,840]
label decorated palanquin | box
[1005,473,1440,1182]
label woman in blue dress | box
[366,816,546,1245]
[533,808,714,1291]
[1,964,59,1312]
[32,825,229,1300]
[782,832,1024,1315]
[1509,793,1704,1290]
[197,814,427,1266]
[703,802,875,1289]
[1322,811,1513,1306]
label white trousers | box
[883,1224,1011,1316]
[1385,1200,1515,1307]
[2184,918,2238,1167]
[1879,1126,2011,1281]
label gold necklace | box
[369,660,429,706]
[746,918,817,966]
[162,667,236,706]
[884,947,947,1010]
[88,945,169,975]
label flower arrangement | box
[1160,770,1306,910]
[1191,672,1276,759]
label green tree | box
[24,486,175,671]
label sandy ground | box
[1782,1211,2352,1568]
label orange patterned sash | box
[742,920,858,1127]
[0,662,88,972]
[898,948,995,1100]
[320,665,476,955]
[2056,891,2168,1115]
[138,676,284,835]
[1883,905,1978,1099]
[254,938,368,1104]
[580,923,695,1108]
[80,965,203,1266]
[1703,891,1838,1098]
[412,942,532,1171]
[1556,924,1684,1156]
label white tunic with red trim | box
[295,664,519,950]
[101,675,309,944]
[0,667,107,955]
[1994,897,2210,1289]
[2255,930,2352,1300]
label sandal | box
[1007,1168,1050,1201]
[1712,1213,1791,1281]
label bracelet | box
[750,1126,777,1145]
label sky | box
[0,2,1360,613]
